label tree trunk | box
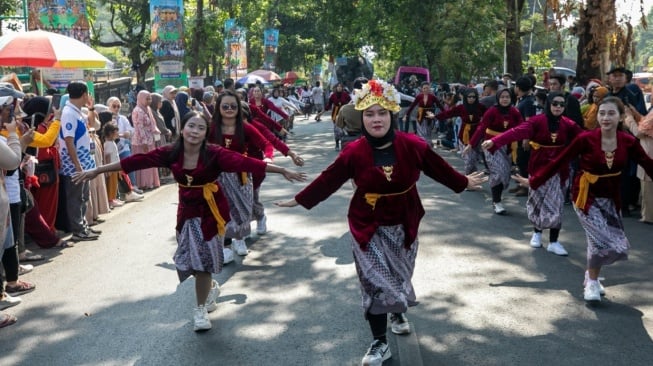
[505,0,525,78]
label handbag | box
[34,159,57,186]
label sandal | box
[0,312,17,328]
[18,250,44,262]
[55,240,74,248]
[5,280,36,296]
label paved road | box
[2,116,652,365]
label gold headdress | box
[353,79,401,112]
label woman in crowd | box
[404,82,446,146]
[467,88,523,214]
[84,106,111,220]
[482,92,583,256]
[160,85,180,137]
[72,110,305,332]
[1,118,33,328]
[582,86,609,130]
[106,96,141,194]
[209,91,274,258]
[131,90,161,190]
[517,97,653,302]
[276,79,486,366]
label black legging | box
[534,227,560,242]
[1,203,21,284]
[491,183,504,203]
[367,312,388,342]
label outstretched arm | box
[72,161,122,184]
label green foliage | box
[523,49,555,71]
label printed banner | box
[28,0,91,44]
[263,28,279,71]
[224,19,248,78]
[151,0,187,91]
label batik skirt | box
[574,198,630,268]
[175,217,224,282]
[527,173,564,230]
[217,172,253,239]
[352,224,419,317]
[485,146,511,188]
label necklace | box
[503,120,509,129]
[185,174,194,185]
[224,138,232,148]
[550,133,558,143]
[605,151,615,169]
[382,165,393,181]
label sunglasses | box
[551,101,566,107]
[221,103,239,111]
[111,104,121,108]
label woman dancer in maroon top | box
[404,82,445,146]
[73,111,305,331]
[483,92,583,256]
[520,97,653,303]
[322,83,352,150]
[467,88,522,214]
[276,79,486,365]
[435,88,487,174]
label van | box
[394,66,430,86]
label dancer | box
[276,79,486,365]
[72,111,305,331]
[467,88,523,214]
[482,92,583,256]
[516,97,653,302]
[403,82,445,146]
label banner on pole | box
[151,0,187,91]
[263,28,279,71]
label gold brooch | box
[382,165,393,182]
[185,174,193,185]
[551,133,558,143]
[225,138,232,148]
[605,151,615,169]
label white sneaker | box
[361,339,391,366]
[390,313,410,335]
[547,241,568,256]
[233,239,248,256]
[125,191,144,202]
[256,215,267,235]
[205,280,221,313]
[493,202,506,215]
[530,232,542,248]
[584,271,605,296]
[193,305,212,331]
[584,281,602,302]
[0,293,22,310]
[223,247,234,264]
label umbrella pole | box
[39,69,44,96]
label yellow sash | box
[240,152,249,185]
[178,182,227,236]
[486,128,518,163]
[332,104,341,121]
[417,107,425,123]
[575,171,622,209]
[364,183,416,210]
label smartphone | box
[51,94,62,111]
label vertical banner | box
[151,0,187,91]
[263,28,279,71]
[224,19,248,79]
[28,0,91,44]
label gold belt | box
[529,141,559,150]
[179,182,226,236]
[364,183,415,210]
[575,171,622,209]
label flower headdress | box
[353,79,401,112]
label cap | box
[214,80,223,87]
[606,66,628,75]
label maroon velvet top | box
[249,102,283,132]
[406,94,445,121]
[468,106,522,147]
[530,129,653,213]
[254,98,289,120]
[325,92,351,111]
[120,145,266,240]
[436,104,488,144]
[490,113,583,184]
[208,122,272,156]
[295,132,468,249]
[249,119,289,160]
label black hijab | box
[545,91,565,132]
[495,88,513,114]
[463,88,479,115]
[361,111,397,148]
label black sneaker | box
[361,339,391,365]
[72,231,99,241]
[88,227,102,235]
[390,313,410,335]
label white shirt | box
[58,101,96,176]
[103,140,119,164]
